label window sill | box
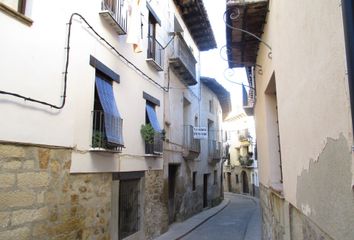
[144,153,163,158]
[0,3,33,26]
[89,147,122,153]
[146,58,163,71]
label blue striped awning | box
[96,75,123,145]
[146,104,161,132]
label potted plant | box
[140,123,155,144]
[92,130,105,148]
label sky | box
[200,1,249,115]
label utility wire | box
[0,13,169,109]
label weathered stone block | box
[2,160,22,170]
[50,160,60,174]
[12,207,48,225]
[37,191,45,204]
[0,174,15,188]
[18,172,50,188]
[0,227,30,240]
[0,191,35,209]
[0,145,25,159]
[38,149,50,169]
[0,212,10,228]
[23,160,35,170]
[32,222,47,237]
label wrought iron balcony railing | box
[169,33,197,85]
[146,36,164,71]
[92,110,124,152]
[208,140,222,161]
[182,125,200,160]
[145,131,163,155]
[239,129,251,142]
[99,0,127,35]
[239,156,254,167]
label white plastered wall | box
[0,0,168,172]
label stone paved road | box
[181,192,261,240]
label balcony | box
[239,156,254,167]
[146,37,164,71]
[169,33,197,86]
[99,0,127,35]
[208,140,222,162]
[239,129,251,142]
[91,110,124,152]
[224,164,232,173]
[145,131,163,155]
[182,125,200,160]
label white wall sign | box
[193,127,208,139]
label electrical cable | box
[0,12,169,109]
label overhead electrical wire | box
[0,13,170,109]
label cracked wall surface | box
[296,134,354,240]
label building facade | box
[223,112,259,197]
[0,0,220,239]
[164,72,231,223]
[226,0,354,239]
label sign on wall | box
[193,127,208,139]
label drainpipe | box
[342,0,354,148]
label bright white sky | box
[200,1,249,115]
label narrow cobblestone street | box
[180,193,261,240]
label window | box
[209,99,214,113]
[146,3,163,70]
[236,174,239,184]
[213,170,217,185]
[265,73,283,184]
[147,11,157,59]
[1,0,26,14]
[192,171,197,191]
[0,0,32,25]
[90,56,123,151]
[100,0,128,35]
[143,92,162,154]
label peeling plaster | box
[301,204,312,217]
[296,134,354,240]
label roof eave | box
[225,0,269,67]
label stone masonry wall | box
[0,143,112,240]
[174,174,203,222]
[260,184,335,240]
[260,184,285,240]
[144,170,169,240]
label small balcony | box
[182,125,200,160]
[145,131,163,155]
[146,37,164,71]
[224,164,232,173]
[208,140,222,162]
[239,156,254,167]
[239,129,251,142]
[169,33,197,86]
[91,110,124,152]
[99,0,127,35]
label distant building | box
[162,1,230,226]
[226,0,354,239]
[223,112,259,197]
